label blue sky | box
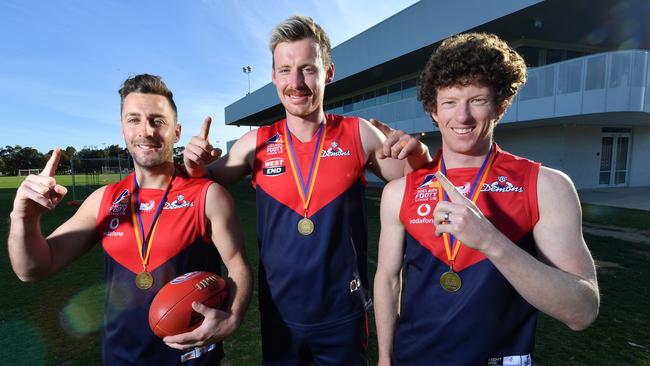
[0,0,419,153]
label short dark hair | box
[418,32,527,115]
[118,74,177,118]
[270,15,332,68]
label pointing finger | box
[434,171,469,204]
[199,116,212,140]
[40,148,61,178]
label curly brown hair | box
[418,32,526,115]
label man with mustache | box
[8,74,252,365]
[373,33,599,365]
[183,15,431,366]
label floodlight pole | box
[242,65,252,94]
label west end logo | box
[266,132,284,155]
[263,158,286,176]
[321,141,350,158]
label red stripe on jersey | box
[400,145,540,272]
[97,172,213,274]
[252,114,366,217]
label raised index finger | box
[199,116,212,140]
[434,171,469,204]
[40,148,61,177]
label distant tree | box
[0,157,5,174]
[65,146,77,157]
[0,145,44,175]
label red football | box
[149,271,229,338]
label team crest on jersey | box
[164,194,193,210]
[262,157,286,176]
[321,141,350,158]
[109,189,130,215]
[482,175,524,193]
[139,200,156,212]
[414,174,439,202]
[266,132,284,155]
[457,182,471,195]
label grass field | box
[1,175,649,365]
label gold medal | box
[135,271,154,290]
[298,217,314,235]
[439,270,462,292]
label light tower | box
[242,65,252,94]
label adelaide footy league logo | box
[109,189,129,215]
[266,132,284,155]
[414,174,439,202]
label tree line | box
[0,145,185,176]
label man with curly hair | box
[373,33,600,365]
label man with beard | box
[182,15,431,366]
[8,74,252,365]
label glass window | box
[546,48,565,64]
[520,67,554,100]
[387,82,402,103]
[363,91,376,108]
[558,60,582,94]
[402,79,417,98]
[516,46,541,67]
[610,53,631,88]
[566,50,587,61]
[352,95,363,110]
[632,52,646,87]
[585,55,606,90]
[342,98,353,113]
[375,87,388,105]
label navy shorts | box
[261,313,368,366]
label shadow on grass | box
[1,185,649,365]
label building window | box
[387,82,402,103]
[558,59,582,94]
[375,87,387,105]
[516,46,541,67]
[342,98,353,113]
[609,53,631,88]
[520,66,554,100]
[585,55,606,90]
[402,78,417,99]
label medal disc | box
[297,217,314,235]
[135,271,154,290]
[439,271,462,292]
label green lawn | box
[1,176,649,365]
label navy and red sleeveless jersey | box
[96,170,223,365]
[396,144,541,366]
[252,114,370,329]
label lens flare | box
[60,283,105,337]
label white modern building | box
[225,0,650,189]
